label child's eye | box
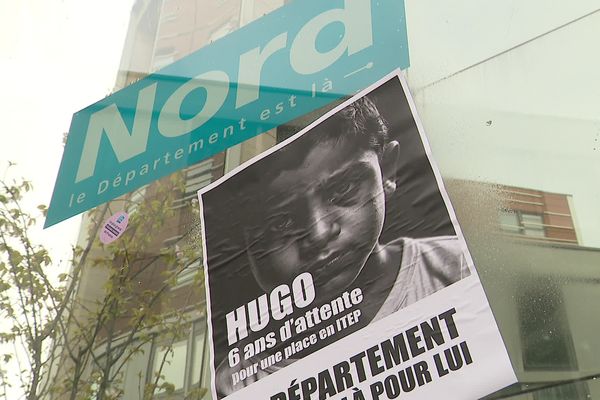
[268,214,295,232]
[327,182,358,205]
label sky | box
[0,0,135,397]
[0,0,134,260]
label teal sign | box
[45,0,409,228]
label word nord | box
[76,0,372,183]
[46,0,409,227]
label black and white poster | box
[198,72,516,400]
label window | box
[496,185,579,244]
[152,54,175,71]
[152,45,177,71]
[208,21,235,42]
[499,210,545,238]
[190,324,207,388]
[532,381,590,400]
[172,160,217,209]
[126,186,147,215]
[154,45,175,57]
[162,234,184,249]
[151,339,187,394]
[518,285,578,371]
[148,321,209,398]
[175,258,201,287]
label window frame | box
[147,320,209,398]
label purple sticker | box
[100,211,129,244]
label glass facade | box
[3,1,600,399]
[404,2,600,398]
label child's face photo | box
[244,135,388,296]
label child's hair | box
[276,95,389,172]
[334,95,389,155]
[251,96,388,185]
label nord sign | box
[45,0,409,227]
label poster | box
[198,72,516,400]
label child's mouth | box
[311,253,342,280]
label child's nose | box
[302,206,341,250]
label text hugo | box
[75,0,373,183]
[226,272,316,346]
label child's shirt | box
[373,235,470,322]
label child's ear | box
[381,140,400,190]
